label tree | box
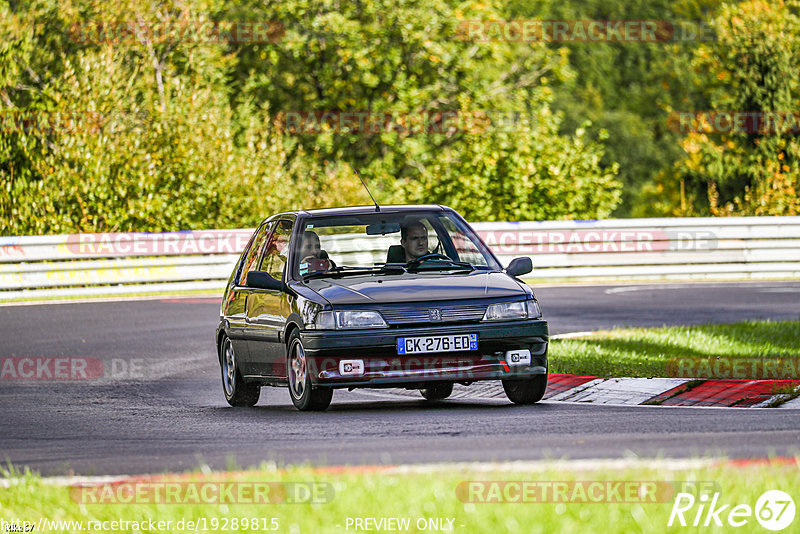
[1,0,621,235]
[504,0,725,217]
[675,0,800,216]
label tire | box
[287,330,333,411]
[220,336,260,407]
[421,381,454,401]
[503,374,548,405]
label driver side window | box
[239,221,274,285]
[259,219,295,282]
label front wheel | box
[220,336,260,407]
[287,331,333,411]
[503,374,548,405]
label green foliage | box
[503,0,724,217]
[0,0,620,235]
[4,0,798,233]
[228,0,622,221]
[675,0,800,216]
[0,0,328,234]
[412,117,620,221]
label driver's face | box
[402,225,428,260]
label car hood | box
[303,271,526,305]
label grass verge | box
[549,320,800,378]
[1,461,798,533]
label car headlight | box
[335,310,388,329]
[483,301,526,321]
[483,300,542,321]
[307,310,387,330]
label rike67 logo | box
[669,490,795,531]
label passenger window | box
[239,221,274,285]
[439,217,489,267]
[422,220,442,255]
[259,219,294,282]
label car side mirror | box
[245,270,284,291]
[506,257,533,277]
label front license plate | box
[397,334,478,355]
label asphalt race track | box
[1,281,799,476]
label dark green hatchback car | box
[216,205,548,411]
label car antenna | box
[350,162,380,212]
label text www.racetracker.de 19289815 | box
[1,517,281,532]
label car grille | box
[381,305,487,325]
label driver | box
[400,221,429,262]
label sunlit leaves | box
[1,0,621,234]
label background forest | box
[1,0,798,235]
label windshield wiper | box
[414,264,475,272]
[303,265,406,280]
[374,263,408,273]
[405,256,475,271]
[302,266,365,280]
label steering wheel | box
[407,253,452,265]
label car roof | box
[292,204,450,217]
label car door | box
[245,217,295,378]
[225,220,275,374]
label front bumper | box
[301,319,548,388]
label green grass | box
[2,461,799,533]
[549,320,800,378]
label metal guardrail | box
[2,216,800,299]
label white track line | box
[551,331,599,340]
[0,459,719,487]
[604,281,799,294]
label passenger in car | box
[300,231,334,272]
[300,231,322,260]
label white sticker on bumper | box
[339,360,365,376]
[505,349,532,366]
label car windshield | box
[294,211,501,278]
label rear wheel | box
[421,381,454,401]
[287,331,333,411]
[220,336,260,407]
[503,374,547,405]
